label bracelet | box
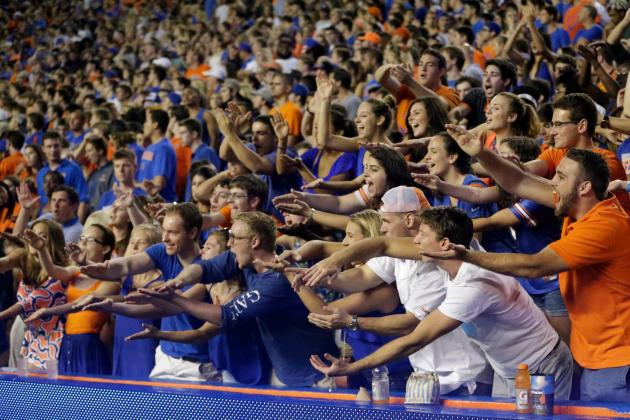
[308,208,316,221]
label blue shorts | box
[531,289,568,317]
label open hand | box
[21,229,46,251]
[309,353,349,377]
[125,323,160,341]
[17,181,40,210]
[307,306,352,330]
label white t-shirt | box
[367,257,492,393]
[438,262,558,378]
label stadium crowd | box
[0,0,629,403]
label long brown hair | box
[23,220,68,287]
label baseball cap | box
[152,57,172,68]
[391,27,411,42]
[358,32,382,46]
[253,87,273,104]
[380,186,431,213]
[291,83,309,99]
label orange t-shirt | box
[538,147,630,212]
[65,279,110,335]
[185,64,210,80]
[0,152,26,178]
[170,137,192,200]
[395,85,461,133]
[548,197,630,369]
[270,101,303,137]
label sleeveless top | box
[65,279,109,335]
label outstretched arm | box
[310,309,461,376]
[80,252,156,281]
[126,321,221,343]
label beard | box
[554,188,578,217]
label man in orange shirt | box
[376,49,460,133]
[0,131,26,178]
[523,93,630,212]
[433,124,630,403]
[268,71,303,146]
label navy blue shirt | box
[260,148,302,220]
[509,199,561,295]
[145,243,210,362]
[196,251,338,387]
[184,143,223,201]
[138,138,177,201]
[36,159,89,205]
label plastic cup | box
[16,356,28,377]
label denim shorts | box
[531,289,568,317]
[581,365,630,402]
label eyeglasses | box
[79,236,104,245]
[228,230,253,242]
[549,120,580,128]
[228,193,249,200]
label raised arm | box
[0,247,24,273]
[524,6,557,63]
[606,9,630,45]
[446,124,554,207]
[22,229,78,283]
[194,170,230,202]
[14,182,40,236]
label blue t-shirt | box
[549,27,571,52]
[260,148,303,220]
[354,147,367,178]
[509,199,561,295]
[138,138,177,201]
[25,131,44,146]
[36,159,89,205]
[573,25,603,44]
[184,143,223,201]
[196,251,338,387]
[615,137,630,178]
[144,243,210,362]
[430,174,517,253]
[65,129,91,148]
[300,148,357,194]
[97,187,147,210]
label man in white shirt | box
[304,186,492,395]
[307,206,573,399]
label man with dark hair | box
[85,137,114,212]
[449,58,516,128]
[269,71,303,145]
[309,206,572,400]
[523,93,630,211]
[573,5,603,45]
[37,131,90,221]
[443,123,630,402]
[0,131,25,178]
[139,108,177,201]
[66,109,90,149]
[462,0,484,34]
[331,68,361,119]
[155,211,339,388]
[25,112,45,145]
[538,6,571,52]
[39,185,83,243]
[217,110,302,220]
[179,118,222,201]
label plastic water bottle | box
[515,363,532,414]
[372,366,390,404]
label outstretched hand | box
[16,181,40,210]
[80,261,111,279]
[309,353,349,377]
[307,306,352,330]
[21,229,46,251]
[125,323,160,341]
[82,297,114,312]
[444,124,483,157]
[24,308,49,323]
[412,173,441,191]
[419,242,469,260]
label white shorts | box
[149,346,221,382]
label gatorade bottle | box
[515,363,532,414]
[372,366,390,404]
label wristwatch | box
[349,315,359,331]
[600,115,610,129]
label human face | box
[407,102,429,137]
[113,157,136,184]
[417,54,443,88]
[227,220,255,268]
[69,111,84,132]
[228,187,256,215]
[456,80,473,100]
[342,221,366,246]
[485,95,515,132]
[270,74,289,99]
[50,191,76,224]
[227,161,249,177]
[251,121,276,155]
[549,108,582,149]
[496,141,515,156]
[84,143,101,165]
[24,146,39,167]
[354,102,379,138]
[483,64,508,99]
[425,137,452,177]
[79,225,108,263]
[126,230,152,256]
[161,214,194,256]
[191,174,208,202]
[413,223,443,262]
[30,223,50,255]
[201,234,225,260]
[110,199,130,227]
[178,125,195,147]
[143,112,155,137]
[43,138,62,164]
[210,185,230,212]
[538,9,552,25]
[379,212,410,237]
[363,156,388,199]
[550,158,580,218]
